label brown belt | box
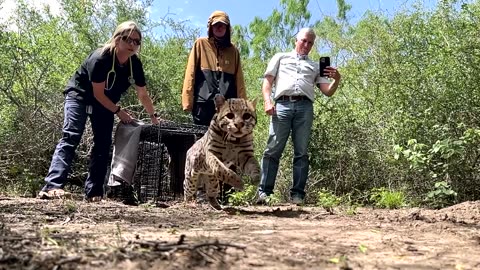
[277,95,308,101]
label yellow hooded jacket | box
[181,10,246,111]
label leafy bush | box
[227,185,257,206]
[425,181,457,209]
[316,188,341,213]
[369,187,406,209]
[393,127,480,202]
[264,193,282,206]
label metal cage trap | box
[108,121,207,204]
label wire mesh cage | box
[134,139,171,202]
[109,122,207,204]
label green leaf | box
[329,257,340,264]
[358,244,368,253]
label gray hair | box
[296,28,316,40]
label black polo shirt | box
[64,49,146,104]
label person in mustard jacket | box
[182,10,246,126]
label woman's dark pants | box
[42,95,114,198]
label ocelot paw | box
[184,196,197,208]
[229,174,244,191]
[250,173,260,185]
[235,180,245,192]
[207,197,222,211]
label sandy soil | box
[1,197,479,270]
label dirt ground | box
[0,196,479,270]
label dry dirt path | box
[1,197,479,269]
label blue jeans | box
[258,99,314,199]
[42,95,114,198]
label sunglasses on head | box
[121,36,141,46]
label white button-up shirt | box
[264,50,330,102]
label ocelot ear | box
[249,95,260,110]
[214,94,226,109]
[251,97,258,109]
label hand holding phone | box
[319,56,331,77]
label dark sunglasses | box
[121,36,141,46]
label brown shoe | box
[38,189,71,199]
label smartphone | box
[319,56,331,77]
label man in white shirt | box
[257,28,341,205]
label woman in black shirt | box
[39,21,159,201]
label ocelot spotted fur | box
[184,95,260,210]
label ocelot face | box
[215,97,257,138]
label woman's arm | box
[92,82,118,112]
[92,82,133,124]
[136,85,160,125]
